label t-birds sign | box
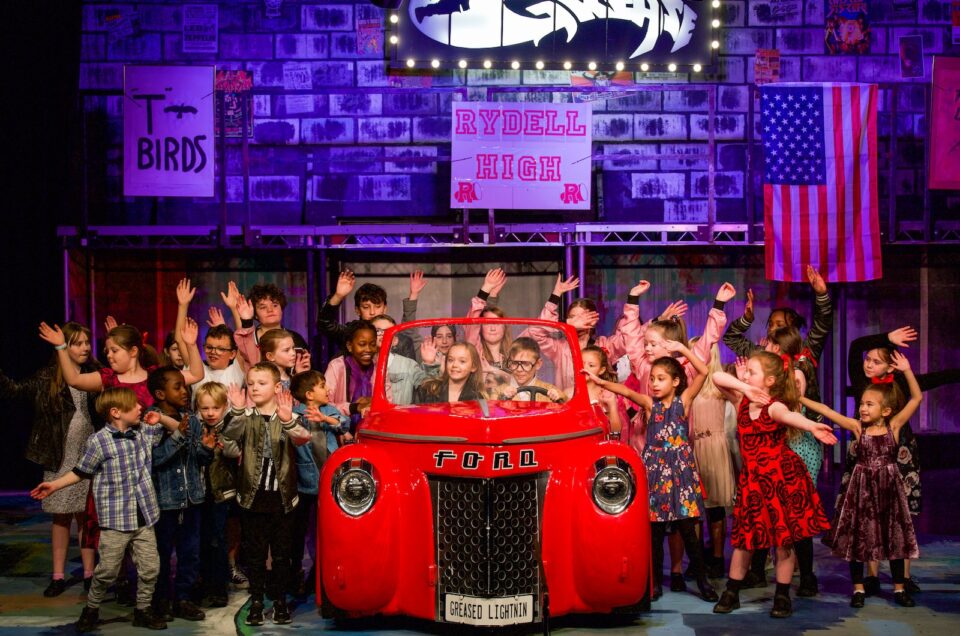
[393,0,716,70]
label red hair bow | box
[871,375,894,384]
[141,331,149,344]
[780,354,791,371]
[794,347,818,368]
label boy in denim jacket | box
[147,367,213,622]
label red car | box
[317,317,651,628]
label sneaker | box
[770,594,793,618]
[76,606,99,633]
[132,607,168,630]
[712,589,740,614]
[44,578,68,598]
[863,575,881,597]
[230,566,248,588]
[245,600,265,626]
[173,600,205,621]
[669,573,687,592]
[894,590,916,607]
[272,599,292,624]
[796,573,819,597]
[905,577,922,594]
[850,591,865,608]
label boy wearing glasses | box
[192,325,246,406]
[497,337,565,403]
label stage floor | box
[1,472,958,635]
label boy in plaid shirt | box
[31,387,181,632]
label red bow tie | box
[871,375,894,384]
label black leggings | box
[794,536,815,577]
[851,559,905,585]
[652,518,705,580]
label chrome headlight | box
[592,461,635,515]
[333,462,377,516]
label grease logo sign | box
[399,0,712,67]
[450,102,591,210]
[123,65,214,197]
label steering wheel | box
[514,385,550,400]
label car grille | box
[430,474,546,617]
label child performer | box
[415,343,487,404]
[147,367,213,622]
[324,322,378,432]
[194,381,240,608]
[711,352,837,618]
[583,340,718,603]
[222,364,311,627]
[30,387,180,632]
[494,338,566,403]
[580,346,629,438]
[802,350,921,608]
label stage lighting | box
[640,63,649,71]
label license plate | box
[444,594,534,626]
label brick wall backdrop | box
[78,0,957,226]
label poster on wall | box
[825,0,871,54]
[898,35,924,79]
[754,49,781,85]
[123,65,215,197]
[215,70,253,138]
[450,102,592,210]
[182,4,218,53]
[929,57,960,190]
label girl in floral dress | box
[584,340,717,603]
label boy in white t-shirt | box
[193,325,246,404]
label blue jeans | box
[200,499,230,594]
[154,506,201,603]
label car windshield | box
[380,321,577,409]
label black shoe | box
[84,577,93,592]
[770,594,793,618]
[713,589,740,613]
[850,591,865,608]
[272,599,292,624]
[670,572,687,592]
[245,600,265,626]
[864,575,881,597]
[894,590,916,607]
[697,575,719,602]
[115,578,136,606]
[173,600,205,621]
[707,556,726,579]
[132,607,167,630]
[905,577,922,594]
[43,578,67,597]
[796,573,819,597]
[742,570,767,588]
[76,606,99,632]
[151,600,173,623]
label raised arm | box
[691,283,735,365]
[666,340,708,408]
[802,266,832,361]
[888,352,922,432]
[463,268,506,347]
[178,317,205,386]
[0,368,45,401]
[38,323,102,393]
[799,396,860,435]
[173,278,194,369]
[768,402,839,445]
[722,288,760,358]
[712,370,770,406]
[581,369,651,412]
[317,271,356,344]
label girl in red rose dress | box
[710,351,837,619]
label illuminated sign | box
[391,0,719,71]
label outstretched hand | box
[335,270,356,298]
[220,281,241,309]
[176,278,196,306]
[744,289,755,322]
[226,383,246,410]
[734,356,749,382]
[806,265,827,295]
[207,306,226,327]
[552,273,580,297]
[629,280,651,296]
[888,326,918,348]
[658,300,688,322]
[715,282,737,303]
[104,315,119,332]
[661,339,686,354]
[276,389,294,422]
[567,310,599,332]
[30,482,56,500]
[420,337,438,365]
[409,269,427,300]
[889,350,912,373]
[236,294,254,321]
[482,268,506,294]
[812,422,838,445]
[39,322,66,347]
[181,317,199,345]
[580,368,606,386]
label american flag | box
[761,83,881,282]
